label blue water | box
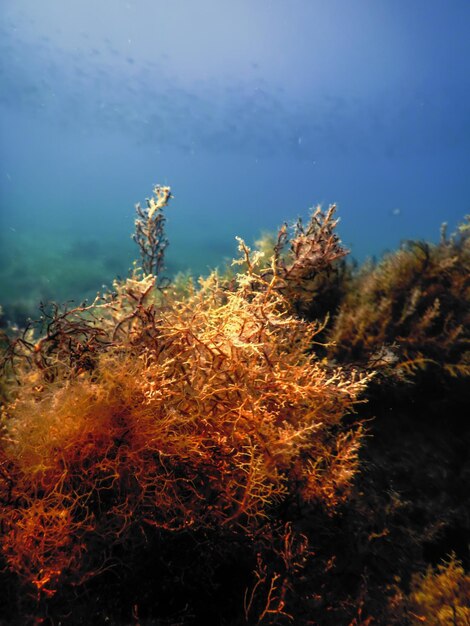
[1,0,469,316]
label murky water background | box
[1,0,469,321]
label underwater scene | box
[0,1,469,624]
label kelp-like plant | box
[328,217,470,383]
[0,187,370,624]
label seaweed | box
[132,184,172,281]
[1,187,468,625]
[0,187,370,625]
[328,217,470,387]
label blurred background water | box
[1,0,469,324]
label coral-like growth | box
[329,217,470,383]
[0,189,369,624]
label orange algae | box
[0,189,370,621]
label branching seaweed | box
[132,184,172,280]
[230,204,349,323]
[0,186,370,624]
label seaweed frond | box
[231,204,350,322]
[132,184,172,281]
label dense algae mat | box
[0,187,469,625]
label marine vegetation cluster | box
[0,186,469,625]
[328,219,470,383]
